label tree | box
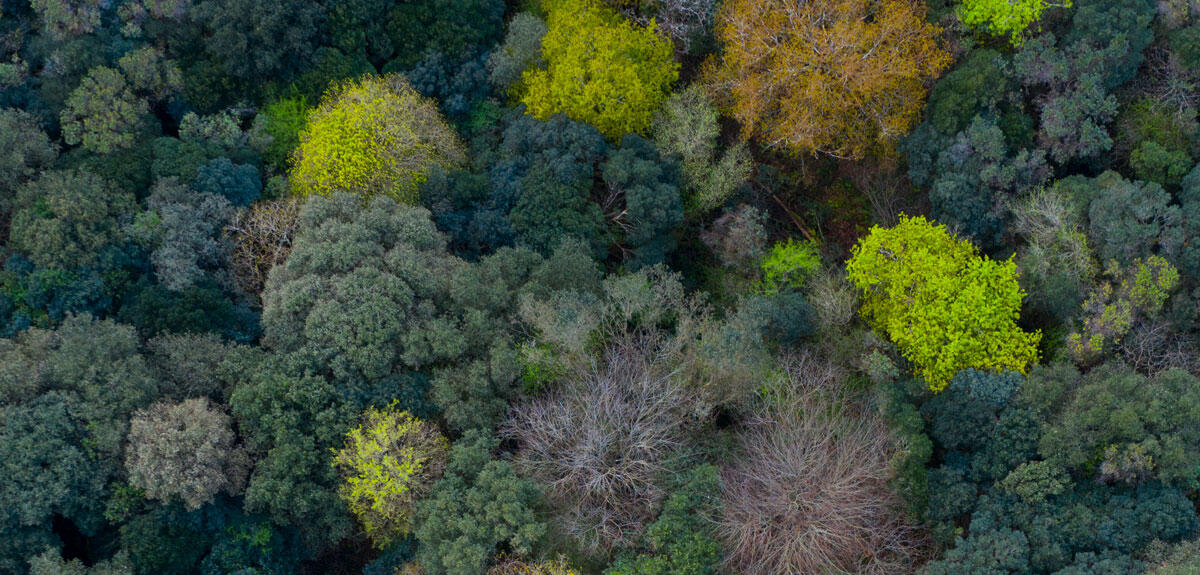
[0,316,161,567]
[600,135,683,267]
[290,74,466,203]
[650,86,752,215]
[1067,256,1178,365]
[260,193,471,386]
[125,397,251,510]
[257,93,310,171]
[129,177,235,292]
[926,116,1050,251]
[959,0,1068,45]
[332,406,449,547]
[604,465,724,575]
[1035,364,1200,488]
[504,344,695,551]
[845,215,1041,391]
[706,0,951,158]
[193,0,325,80]
[60,66,152,154]
[0,109,57,209]
[1011,188,1098,323]
[414,430,546,575]
[384,0,506,69]
[192,157,261,207]
[509,166,606,256]
[8,169,135,271]
[226,349,356,551]
[1074,171,1184,266]
[117,47,182,101]
[28,549,133,575]
[226,198,303,298]
[719,359,924,575]
[521,0,679,138]
[488,13,548,95]
[29,0,105,40]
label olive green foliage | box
[261,193,463,383]
[9,169,135,271]
[605,465,724,575]
[415,429,546,575]
[226,349,357,550]
[332,406,449,546]
[760,238,820,294]
[1067,256,1178,365]
[1030,363,1200,488]
[0,109,57,206]
[290,74,466,203]
[1145,538,1200,575]
[117,47,182,101]
[846,215,1041,391]
[60,67,152,154]
[651,86,752,215]
[521,0,680,138]
[125,397,250,510]
[0,315,160,567]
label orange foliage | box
[706,0,952,158]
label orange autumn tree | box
[706,0,952,158]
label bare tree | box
[720,354,927,575]
[225,197,302,299]
[503,342,696,552]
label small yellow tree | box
[332,405,449,547]
[521,0,679,138]
[290,74,465,203]
[706,0,951,158]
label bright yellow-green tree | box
[332,405,449,547]
[521,0,679,138]
[959,0,1069,45]
[290,74,465,203]
[846,215,1041,391]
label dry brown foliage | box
[706,0,951,158]
[720,354,927,575]
[503,342,697,552]
[225,197,302,298]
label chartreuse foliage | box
[959,0,1069,45]
[521,0,679,138]
[760,239,821,294]
[290,74,465,203]
[332,405,449,547]
[846,215,1040,391]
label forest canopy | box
[4,0,1200,572]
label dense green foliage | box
[6,0,1200,572]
